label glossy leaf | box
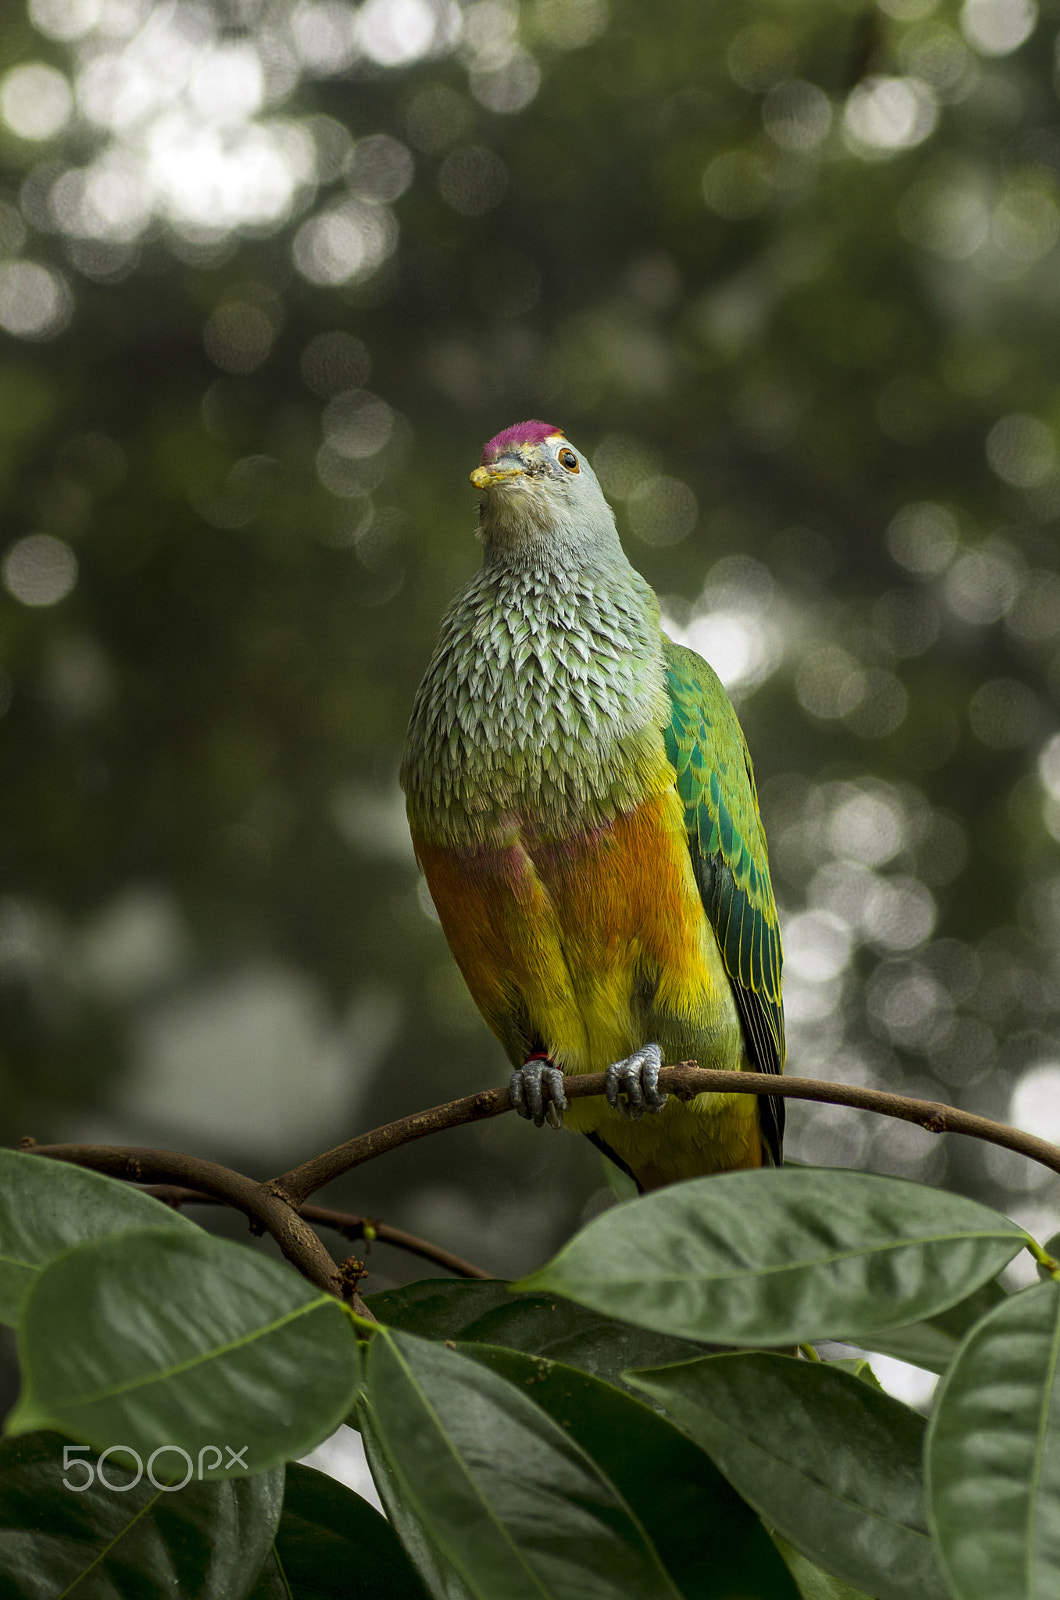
[770,1536,877,1600]
[360,1327,685,1599]
[518,1168,1027,1346]
[629,1351,948,1600]
[0,1148,194,1327]
[8,1226,361,1477]
[600,1154,640,1204]
[366,1277,718,1386]
[462,1342,800,1600]
[264,1462,429,1600]
[926,1278,1060,1600]
[848,1278,1008,1375]
[0,1429,282,1600]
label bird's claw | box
[605,1043,668,1122]
[510,1055,567,1128]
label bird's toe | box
[604,1043,667,1121]
[510,1054,567,1128]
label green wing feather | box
[662,637,785,1164]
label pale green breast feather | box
[402,560,672,846]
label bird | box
[400,421,784,1190]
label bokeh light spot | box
[292,199,399,285]
[762,80,832,152]
[1009,1062,1060,1145]
[323,390,395,459]
[867,960,952,1049]
[437,144,508,215]
[960,0,1036,56]
[291,2,361,74]
[863,876,937,951]
[404,83,473,152]
[843,669,908,739]
[0,261,71,339]
[626,476,697,547]
[784,910,853,981]
[795,645,867,720]
[530,0,608,49]
[360,0,446,66]
[0,63,73,140]
[992,185,1060,263]
[942,542,1022,623]
[830,791,906,866]
[29,0,103,39]
[898,177,990,260]
[986,413,1056,487]
[470,50,541,113]
[886,502,960,574]
[843,76,938,157]
[350,135,414,202]
[203,302,275,374]
[3,534,78,607]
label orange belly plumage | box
[414,788,763,1185]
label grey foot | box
[510,1056,567,1129]
[605,1043,668,1122]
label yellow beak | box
[470,460,525,489]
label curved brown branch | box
[273,1063,1060,1202]
[142,1184,490,1280]
[273,1088,508,1204]
[23,1065,1060,1302]
[20,1141,356,1305]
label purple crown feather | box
[481,420,562,464]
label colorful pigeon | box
[401,422,784,1189]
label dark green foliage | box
[2,1156,1058,1599]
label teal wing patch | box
[662,637,785,1163]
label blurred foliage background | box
[2,0,1060,1294]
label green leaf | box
[8,1226,361,1478]
[926,1278,1060,1600]
[628,1351,948,1600]
[461,1343,800,1600]
[770,1536,878,1600]
[0,1148,194,1327]
[822,1357,883,1390]
[266,1462,430,1599]
[845,1278,1008,1375]
[366,1277,718,1387]
[0,1429,282,1600]
[600,1154,640,1204]
[518,1168,1027,1346]
[359,1327,686,1600]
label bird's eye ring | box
[558,447,579,472]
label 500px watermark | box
[62,1443,249,1491]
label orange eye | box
[558,447,579,472]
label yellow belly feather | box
[415,786,763,1185]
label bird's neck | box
[402,558,672,847]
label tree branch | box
[19,1140,366,1309]
[142,1185,490,1280]
[273,1089,508,1204]
[272,1064,1060,1203]
[22,1064,1060,1301]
